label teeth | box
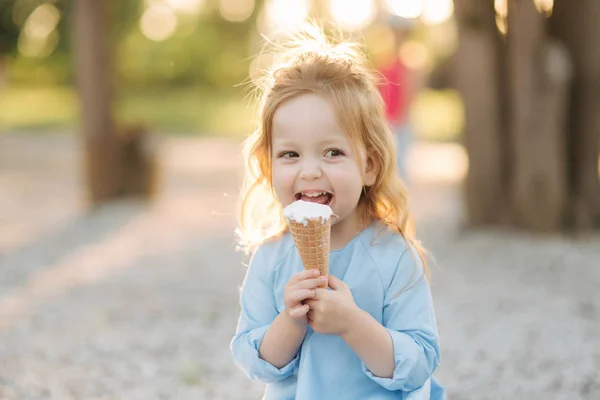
[303,192,326,197]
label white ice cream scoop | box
[283,200,334,226]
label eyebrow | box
[272,137,347,147]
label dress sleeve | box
[362,246,441,392]
[230,245,299,383]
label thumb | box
[328,275,348,292]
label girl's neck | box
[330,210,373,250]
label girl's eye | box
[279,151,299,158]
[324,149,344,157]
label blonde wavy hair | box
[237,24,430,279]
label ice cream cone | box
[283,200,334,289]
[287,218,331,288]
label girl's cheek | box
[325,163,351,176]
[272,164,295,185]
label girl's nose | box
[299,158,322,180]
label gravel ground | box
[0,134,599,400]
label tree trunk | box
[507,0,570,231]
[73,0,158,203]
[452,0,507,225]
[551,0,600,229]
[73,0,123,203]
[454,0,598,233]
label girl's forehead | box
[271,94,365,150]
[272,94,342,133]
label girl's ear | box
[363,153,379,187]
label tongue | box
[300,194,330,204]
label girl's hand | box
[284,269,329,326]
[305,275,360,335]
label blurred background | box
[0,0,599,399]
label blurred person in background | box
[375,16,420,184]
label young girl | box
[231,25,445,400]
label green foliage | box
[115,8,257,90]
[0,85,256,136]
[0,0,19,54]
[0,85,76,130]
[1,0,262,136]
[0,84,464,142]
[0,0,461,141]
[3,0,258,90]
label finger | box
[304,299,316,308]
[327,275,346,291]
[292,276,328,291]
[289,269,320,285]
[287,289,316,303]
[314,288,329,300]
[288,304,309,318]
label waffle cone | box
[288,217,331,289]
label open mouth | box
[295,191,334,206]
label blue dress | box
[231,221,446,399]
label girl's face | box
[271,94,376,241]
